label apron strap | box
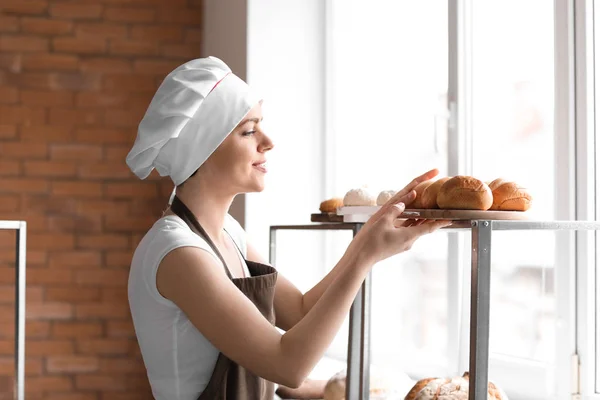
[170,195,234,280]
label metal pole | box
[468,220,491,400]
[15,222,26,400]
[346,223,370,399]
[269,227,277,267]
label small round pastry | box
[323,370,391,400]
[404,377,438,400]
[437,176,493,210]
[343,187,376,206]
[406,373,509,400]
[408,180,434,209]
[320,198,344,213]
[420,177,451,209]
[376,190,397,206]
[488,180,532,211]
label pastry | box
[404,372,509,400]
[408,180,434,209]
[343,188,376,206]
[324,370,390,400]
[487,179,532,211]
[420,177,451,209]
[436,176,493,210]
[320,198,344,213]
[377,190,397,206]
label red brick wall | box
[0,1,203,398]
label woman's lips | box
[252,162,267,173]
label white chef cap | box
[126,56,261,188]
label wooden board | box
[337,206,530,222]
[311,213,344,223]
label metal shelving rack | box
[269,218,600,400]
[0,221,26,400]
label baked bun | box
[487,179,532,211]
[405,372,509,400]
[377,190,397,206]
[437,176,493,210]
[323,370,391,400]
[420,177,451,209]
[320,198,343,213]
[343,188,376,206]
[408,180,434,209]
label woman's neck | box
[170,184,236,244]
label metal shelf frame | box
[269,219,600,400]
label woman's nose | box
[260,134,274,152]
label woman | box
[125,56,451,400]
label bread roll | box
[377,190,397,206]
[420,177,451,209]
[408,180,434,209]
[488,180,532,211]
[404,377,438,400]
[320,198,343,213]
[405,372,509,400]
[323,370,390,400]
[343,188,376,206]
[437,176,493,210]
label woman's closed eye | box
[242,130,256,136]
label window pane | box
[328,0,449,375]
[470,0,556,366]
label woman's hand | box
[347,168,452,266]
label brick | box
[77,339,131,356]
[24,376,72,392]
[75,302,129,319]
[52,181,103,197]
[100,357,144,372]
[0,54,21,73]
[0,161,20,176]
[80,57,132,73]
[27,269,73,285]
[0,106,46,125]
[109,39,158,56]
[104,215,155,232]
[0,87,18,104]
[53,37,107,54]
[75,22,127,38]
[156,8,202,24]
[103,74,157,92]
[24,161,77,177]
[20,125,73,142]
[0,357,42,376]
[0,285,42,303]
[104,7,155,22]
[47,356,99,373]
[101,288,127,303]
[28,233,74,250]
[50,2,103,19]
[106,319,134,338]
[0,195,19,212]
[161,43,200,59]
[0,178,48,194]
[132,59,179,75]
[75,127,133,144]
[26,340,74,356]
[76,234,130,250]
[0,16,19,32]
[76,270,128,286]
[51,144,103,162]
[104,145,129,161]
[131,25,183,42]
[77,199,129,215]
[49,251,101,269]
[46,287,101,302]
[105,250,132,268]
[52,321,103,338]
[0,1,48,15]
[26,302,73,320]
[21,90,74,107]
[0,320,49,339]
[21,195,78,215]
[22,54,79,71]
[49,108,103,126]
[47,215,102,233]
[46,393,98,400]
[21,18,74,35]
[0,35,48,52]
[50,72,101,91]
[10,72,53,90]
[0,125,17,139]
[75,92,128,108]
[103,109,143,127]
[78,162,131,179]
[128,198,164,217]
[185,27,202,43]
[105,182,157,199]
[0,142,47,158]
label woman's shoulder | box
[224,213,247,256]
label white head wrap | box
[126,56,261,191]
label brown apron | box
[170,196,277,400]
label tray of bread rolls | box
[313,176,533,223]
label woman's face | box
[200,102,274,194]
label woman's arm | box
[157,241,374,388]
[246,241,348,332]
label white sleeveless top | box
[128,214,251,400]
